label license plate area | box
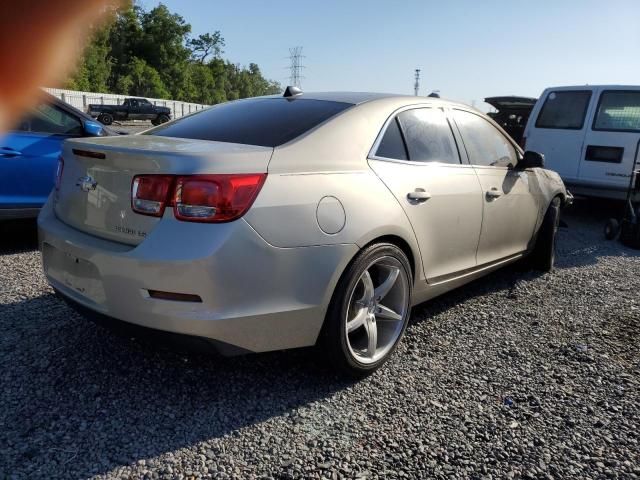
[43,243,106,305]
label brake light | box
[131,175,173,217]
[173,174,266,222]
[130,174,266,222]
[55,156,64,191]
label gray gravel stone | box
[0,200,638,479]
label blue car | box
[0,93,118,220]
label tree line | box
[67,2,281,104]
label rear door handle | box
[486,187,502,200]
[0,147,22,157]
[407,189,432,203]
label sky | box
[144,0,640,111]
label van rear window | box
[593,91,640,132]
[535,91,592,130]
[145,98,352,147]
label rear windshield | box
[145,98,352,147]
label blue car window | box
[18,103,83,136]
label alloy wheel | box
[344,256,409,364]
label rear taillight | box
[55,156,64,191]
[131,173,266,222]
[131,175,174,217]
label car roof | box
[289,91,402,104]
[262,91,474,111]
[543,85,640,91]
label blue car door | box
[0,102,85,208]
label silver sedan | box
[38,89,569,375]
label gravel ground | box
[0,200,638,479]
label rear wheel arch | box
[319,240,413,375]
[359,234,417,285]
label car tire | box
[98,113,113,126]
[321,243,412,377]
[604,218,620,240]
[529,197,561,272]
[157,114,170,124]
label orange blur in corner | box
[0,0,122,133]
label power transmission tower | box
[414,68,421,96]
[288,47,305,88]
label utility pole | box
[288,47,305,88]
[414,68,421,96]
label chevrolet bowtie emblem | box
[76,175,98,192]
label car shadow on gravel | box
[0,292,354,478]
[0,219,39,254]
[555,198,640,269]
[0,251,577,478]
[2,198,639,478]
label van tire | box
[529,197,561,272]
[604,218,620,240]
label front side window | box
[593,90,640,132]
[147,98,352,147]
[453,110,517,168]
[535,90,592,129]
[17,103,83,135]
[396,108,459,164]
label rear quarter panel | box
[244,99,425,284]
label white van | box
[524,85,640,199]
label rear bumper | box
[38,198,358,353]
[58,292,251,355]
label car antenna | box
[283,86,303,98]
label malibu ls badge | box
[76,175,98,192]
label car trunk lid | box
[55,135,273,245]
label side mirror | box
[519,150,545,169]
[83,119,105,137]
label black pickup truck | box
[88,98,171,126]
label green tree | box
[188,32,225,63]
[65,2,280,103]
[115,57,170,99]
[107,4,142,91]
[66,15,113,91]
[137,4,191,98]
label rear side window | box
[593,90,640,132]
[453,110,517,168]
[17,103,83,135]
[375,118,408,160]
[146,98,352,147]
[535,90,592,129]
[396,108,459,164]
